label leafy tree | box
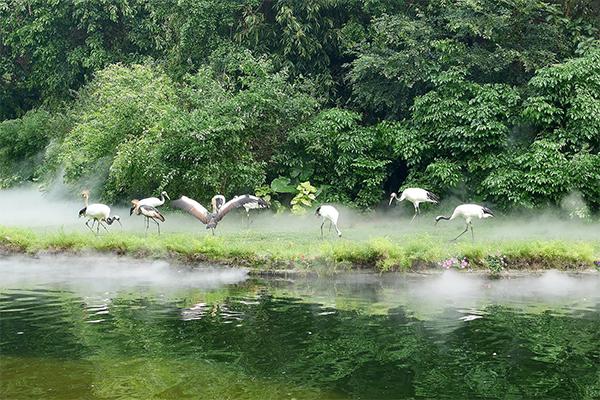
[58,51,318,203]
[277,108,396,207]
[0,0,599,211]
[0,0,166,118]
[393,69,521,201]
[523,46,600,153]
[0,109,68,187]
[347,0,598,119]
[58,63,179,196]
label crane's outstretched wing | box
[172,196,210,224]
[216,195,269,222]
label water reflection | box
[1,256,599,399]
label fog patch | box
[0,184,599,241]
[0,254,248,293]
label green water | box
[1,256,599,399]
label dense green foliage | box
[1,0,599,210]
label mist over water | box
[3,254,598,320]
[1,185,600,241]
[0,255,248,293]
[1,256,600,399]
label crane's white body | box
[316,205,341,238]
[85,204,111,221]
[446,204,494,224]
[79,192,120,234]
[139,191,169,208]
[435,204,494,241]
[389,188,439,223]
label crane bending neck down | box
[435,204,494,241]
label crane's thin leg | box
[329,221,332,233]
[451,224,469,242]
[152,218,160,235]
[211,228,215,236]
[85,220,95,233]
[99,221,109,233]
[470,223,474,241]
[320,221,325,238]
[145,217,149,236]
[410,208,418,224]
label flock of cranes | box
[78,187,494,240]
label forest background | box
[1,0,599,213]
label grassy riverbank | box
[1,225,599,273]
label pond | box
[1,256,599,399]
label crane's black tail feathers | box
[106,216,121,225]
[255,197,269,208]
[427,191,440,202]
[482,207,494,216]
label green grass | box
[1,224,599,273]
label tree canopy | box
[1,0,599,211]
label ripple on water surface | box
[1,256,600,400]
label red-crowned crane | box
[172,194,268,235]
[316,205,342,238]
[129,191,170,216]
[389,188,439,223]
[78,191,121,234]
[139,191,170,208]
[130,199,165,235]
[435,204,494,241]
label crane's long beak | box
[388,197,394,206]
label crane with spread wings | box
[172,194,268,235]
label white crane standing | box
[236,195,269,225]
[172,194,268,235]
[389,188,439,223]
[78,191,121,234]
[130,191,170,216]
[139,191,170,208]
[316,205,342,238]
[435,204,494,241]
[130,199,165,235]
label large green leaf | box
[270,177,297,193]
